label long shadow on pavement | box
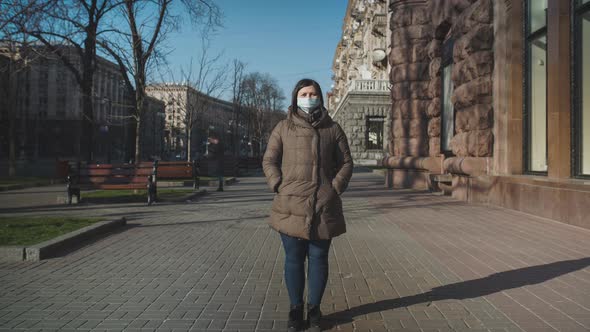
[323,257,590,330]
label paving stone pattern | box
[0,173,589,331]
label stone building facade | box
[0,45,139,168]
[385,0,590,230]
[146,84,237,160]
[139,97,166,161]
[329,0,392,166]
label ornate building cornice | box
[389,0,427,11]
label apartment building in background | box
[329,0,391,166]
[0,45,166,174]
[146,84,238,160]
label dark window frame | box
[365,115,385,151]
[440,37,455,157]
[572,0,590,178]
[523,0,548,175]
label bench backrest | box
[156,161,196,180]
[70,162,155,185]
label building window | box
[575,0,590,176]
[441,38,455,155]
[524,0,548,173]
[441,64,454,153]
[366,116,384,150]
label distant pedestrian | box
[263,78,353,332]
[207,131,224,191]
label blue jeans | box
[280,232,331,306]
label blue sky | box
[163,0,348,106]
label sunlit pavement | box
[1,171,589,331]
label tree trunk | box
[135,116,141,164]
[8,117,16,177]
[187,126,192,162]
[33,115,39,160]
[134,92,143,164]
[7,60,17,176]
[82,21,97,163]
[233,106,239,157]
[81,81,94,162]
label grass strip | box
[0,177,53,187]
[0,216,103,246]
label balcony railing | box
[330,79,390,118]
[373,14,386,36]
[374,14,386,27]
[347,79,390,92]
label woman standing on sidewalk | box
[263,78,353,331]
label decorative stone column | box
[448,0,495,160]
[389,0,431,157]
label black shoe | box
[216,187,224,192]
[287,304,304,332]
[307,304,322,332]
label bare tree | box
[156,36,227,161]
[23,0,124,162]
[0,0,44,32]
[241,72,285,157]
[180,37,227,161]
[100,0,221,163]
[0,0,49,175]
[230,59,246,156]
[258,76,285,153]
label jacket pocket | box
[315,184,338,214]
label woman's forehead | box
[298,86,317,94]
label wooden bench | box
[155,160,200,189]
[66,162,157,205]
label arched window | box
[524,0,548,173]
[441,37,455,156]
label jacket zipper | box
[309,127,321,239]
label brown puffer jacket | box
[262,107,353,240]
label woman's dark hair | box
[291,78,324,113]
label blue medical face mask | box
[297,97,320,113]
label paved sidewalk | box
[0,172,589,331]
[0,184,67,209]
